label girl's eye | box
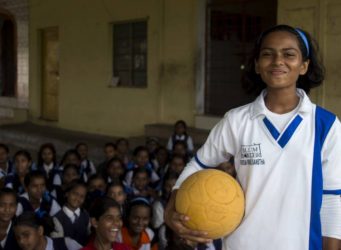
[285,53,296,57]
[260,52,272,57]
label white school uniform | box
[174,89,341,250]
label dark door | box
[205,0,277,116]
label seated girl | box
[118,197,158,250]
[5,150,33,195]
[13,212,82,250]
[0,188,20,250]
[16,171,61,217]
[54,180,90,246]
[81,197,130,250]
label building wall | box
[278,0,341,116]
[0,0,29,114]
[29,0,197,136]
[28,0,341,136]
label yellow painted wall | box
[29,0,198,136]
[278,0,341,117]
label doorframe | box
[40,26,59,121]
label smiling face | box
[15,155,31,176]
[41,147,54,165]
[255,31,309,92]
[169,157,185,174]
[128,205,151,235]
[91,207,123,244]
[27,177,46,202]
[107,160,124,179]
[175,122,186,135]
[64,153,81,167]
[88,177,107,193]
[117,140,128,155]
[14,225,44,250]
[63,167,79,185]
[133,172,149,191]
[136,150,149,168]
[0,194,17,223]
[104,146,117,160]
[66,185,87,211]
[0,147,8,165]
[107,185,126,205]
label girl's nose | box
[273,53,284,65]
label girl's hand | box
[164,190,212,243]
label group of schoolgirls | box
[0,120,231,250]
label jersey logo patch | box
[240,144,265,165]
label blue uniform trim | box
[309,106,336,250]
[263,117,280,140]
[323,190,341,195]
[278,115,303,148]
[194,154,210,169]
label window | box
[113,20,147,87]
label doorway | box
[205,0,277,116]
[0,12,16,97]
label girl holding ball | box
[165,25,341,250]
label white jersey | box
[174,89,341,250]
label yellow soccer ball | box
[175,169,245,239]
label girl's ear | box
[90,218,98,228]
[37,226,44,236]
[300,59,310,75]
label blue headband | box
[130,197,150,206]
[295,28,309,57]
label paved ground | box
[0,122,145,165]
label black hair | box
[155,146,168,155]
[13,211,55,236]
[0,143,9,153]
[116,138,129,146]
[163,169,180,182]
[125,197,151,222]
[37,143,57,167]
[146,137,159,145]
[106,179,125,194]
[60,149,81,166]
[174,120,187,130]
[14,150,32,162]
[88,173,106,185]
[105,157,126,182]
[24,170,47,187]
[62,163,80,176]
[89,196,121,220]
[242,24,325,96]
[133,146,149,157]
[170,154,187,164]
[104,142,117,150]
[106,157,125,170]
[132,167,151,179]
[161,171,179,200]
[64,179,87,194]
[172,140,188,151]
[0,187,18,203]
[75,142,88,151]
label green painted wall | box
[278,0,341,117]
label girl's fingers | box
[171,214,211,243]
[181,234,212,244]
